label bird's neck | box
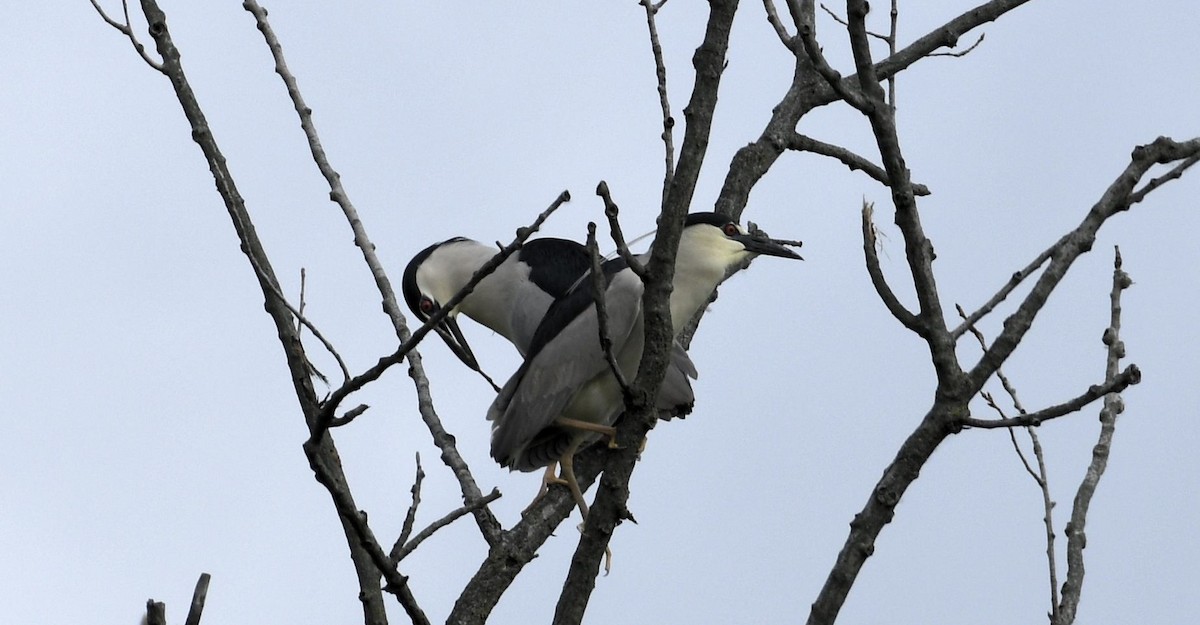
[667,244,731,336]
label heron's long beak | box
[433,314,483,372]
[735,234,804,260]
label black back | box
[524,256,630,361]
[518,238,591,298]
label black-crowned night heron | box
[487,212,802,518]
[403,236,699,493]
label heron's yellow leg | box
[553,417,619,449]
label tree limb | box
[962,365,1140,428]
[1055,248,1133,625]
[130,2,395,622]
[862,201,922,332]
[787,133,931,195]
[553,2,741,622]
[640,0,676,206]
[183,573,211,625]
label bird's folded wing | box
[488,271,644,465]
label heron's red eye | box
[723,222,740,236]
[419,297,435,314]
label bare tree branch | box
[787,133,931,195]
[183,573,211,625]
[125,2,397,622]
[554,2,741,622]
[450,450,606,625]
[1056,248,1133,625]
[89,0,164,72]
[951,242,1057,340]
[862,202,922,331]
[239,2,507,549]
[587,223,633,395]
[962,365,1140,428]
[1029,427,1059,621]
[763,0,796,48]
[819,3,888,42]
[396,453,425,551]
[928,32,986,57]
[967,137,1200,392]
[392,489,503,562]
[640,0,676,205]
[596,182,648,278]
[246,251,351,383]
[144,600,165,625]
[1130,153,1200,205]
[873,0,1033,83]
[958,303,1061,617]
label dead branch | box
[89,0,164,72]
[587,223,632,395]
[862,202,922,332]
[962,365,1140,428]
[553,2,740,622]
[183,573,211,625]
[1056,248,1133,624]
[640,0,676,205]
[786,133,931,195]
[596,181,648,278]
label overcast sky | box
[3,2,1198,624]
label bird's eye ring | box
[722,222,740,236]
[419,297,436,314]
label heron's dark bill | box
[435,316,483,372]
[734,234,804,260]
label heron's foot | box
[523,463,564,513]
[573,521,614,575]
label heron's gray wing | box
[656,343,697,419]
[488,270,644,469]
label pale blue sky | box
[3,3,1197,624]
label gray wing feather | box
[489,270,645,469]
[657,344,697,419]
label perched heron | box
[403,237,593,370]
[403,236,699,483]
[488,212,802,517]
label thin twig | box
[887,0,897,106]
[396,453,425,550]
[245,250,349,382]
[89,0,164,72]
[302,436,431,625]
[641,0,675,205]
[763,0,795,48]
[595,182,648,278]
[1130,152,1200,205]
[819,3,889,41]
[392,489,503,562]
[1029,427,1060,620]
[959,304,1059,617]
[790,133,930,195]
[587,223,632,396]
[1056,247,1133,624]
[961,365,1139,429]
[951,242,1058,340]
[928,32,986,58]
[862,202,923,333]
